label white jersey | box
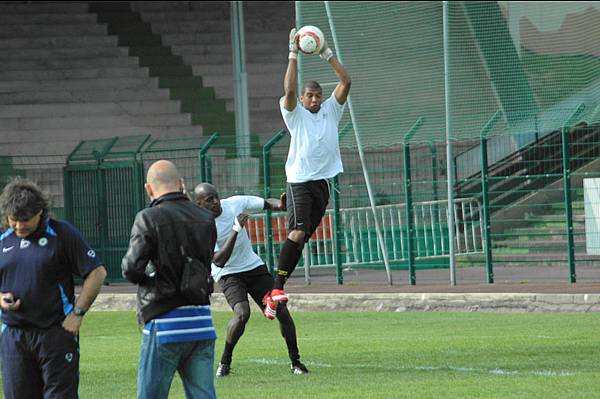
[211,195,265,282]
[280,92,345,183]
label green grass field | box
[5,311,600,398]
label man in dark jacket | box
[122,160,217,399]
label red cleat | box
[262,291,277,320]
[270,288,288,303]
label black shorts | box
[219,265,274,309]
[286,179,330,241]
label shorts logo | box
[87,250,96,258]
[65,353,73,363]
[38,237,48,247]
[20,240,31,249]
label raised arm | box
[320,41,351,105]
[330,57,351,105]
[283,28,299,111]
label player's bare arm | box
[63,265,107,335]
[314,36,351,104]
[283,28,299,111]
[264,196,286,211]
[213,213,249,267]
[329,57,351,105]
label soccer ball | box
[297,25,325,55]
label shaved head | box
[194,183,217,198]
[145,160,183,200]
[194,183,222,216]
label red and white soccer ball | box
[297,25,325,55]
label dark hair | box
[302,80,322,94]
[0,177,49,222]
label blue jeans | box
[137,323,216,399]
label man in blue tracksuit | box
[0,177,107,399]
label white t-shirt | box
[210,195,265,282]
[280,92,345,183]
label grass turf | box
[4,311,600,398]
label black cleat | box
[216,363,231,377]
[291,362,309,375]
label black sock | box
[274,239,304,289]
[220,342,235,365]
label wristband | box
[320,48,334,62]
[288,52,298,60]
[232,217,243,232]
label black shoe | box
[291,362,309,375]
[216,363,231,377]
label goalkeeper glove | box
[319,38,334,62]
[288,28,298,60]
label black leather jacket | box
[121,192,216,325]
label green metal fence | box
[64,135,149,282]
[2,118,600,285]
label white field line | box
[245,358,575,377]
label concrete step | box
[0,2,89,14]
[241,18,294,32]
[161,32,227,45]
[492,239,587,251]
[139,10,228,22]
[0,35,118,50]
[0,24,107,38]
[250,116,286,138]
[150,20,230,34]
[226,97,281,113]
[3,141,81,157]
[0,101,181,118]
[148,125,204,138]
[0,46,129,60]
[0,56,140,71]
[1,125,204,145]
[0,87,169,105]
[132,0,292,16]
[0,77,158,93]
[170,42,278,57]
[142,13,294,33]
[131,1,228,12]
[524,213,585,224]
[182,53,283,67]
[161,31,291,47]
[192,63,285,76]
[499,227,586,238]
[0,66,150,81]
[0,113,192,131]
[0,13,97,25]
[205,75,282,99]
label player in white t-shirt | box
[265,27,352,315]
[194,183,309,377]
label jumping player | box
[265,27,351,317]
